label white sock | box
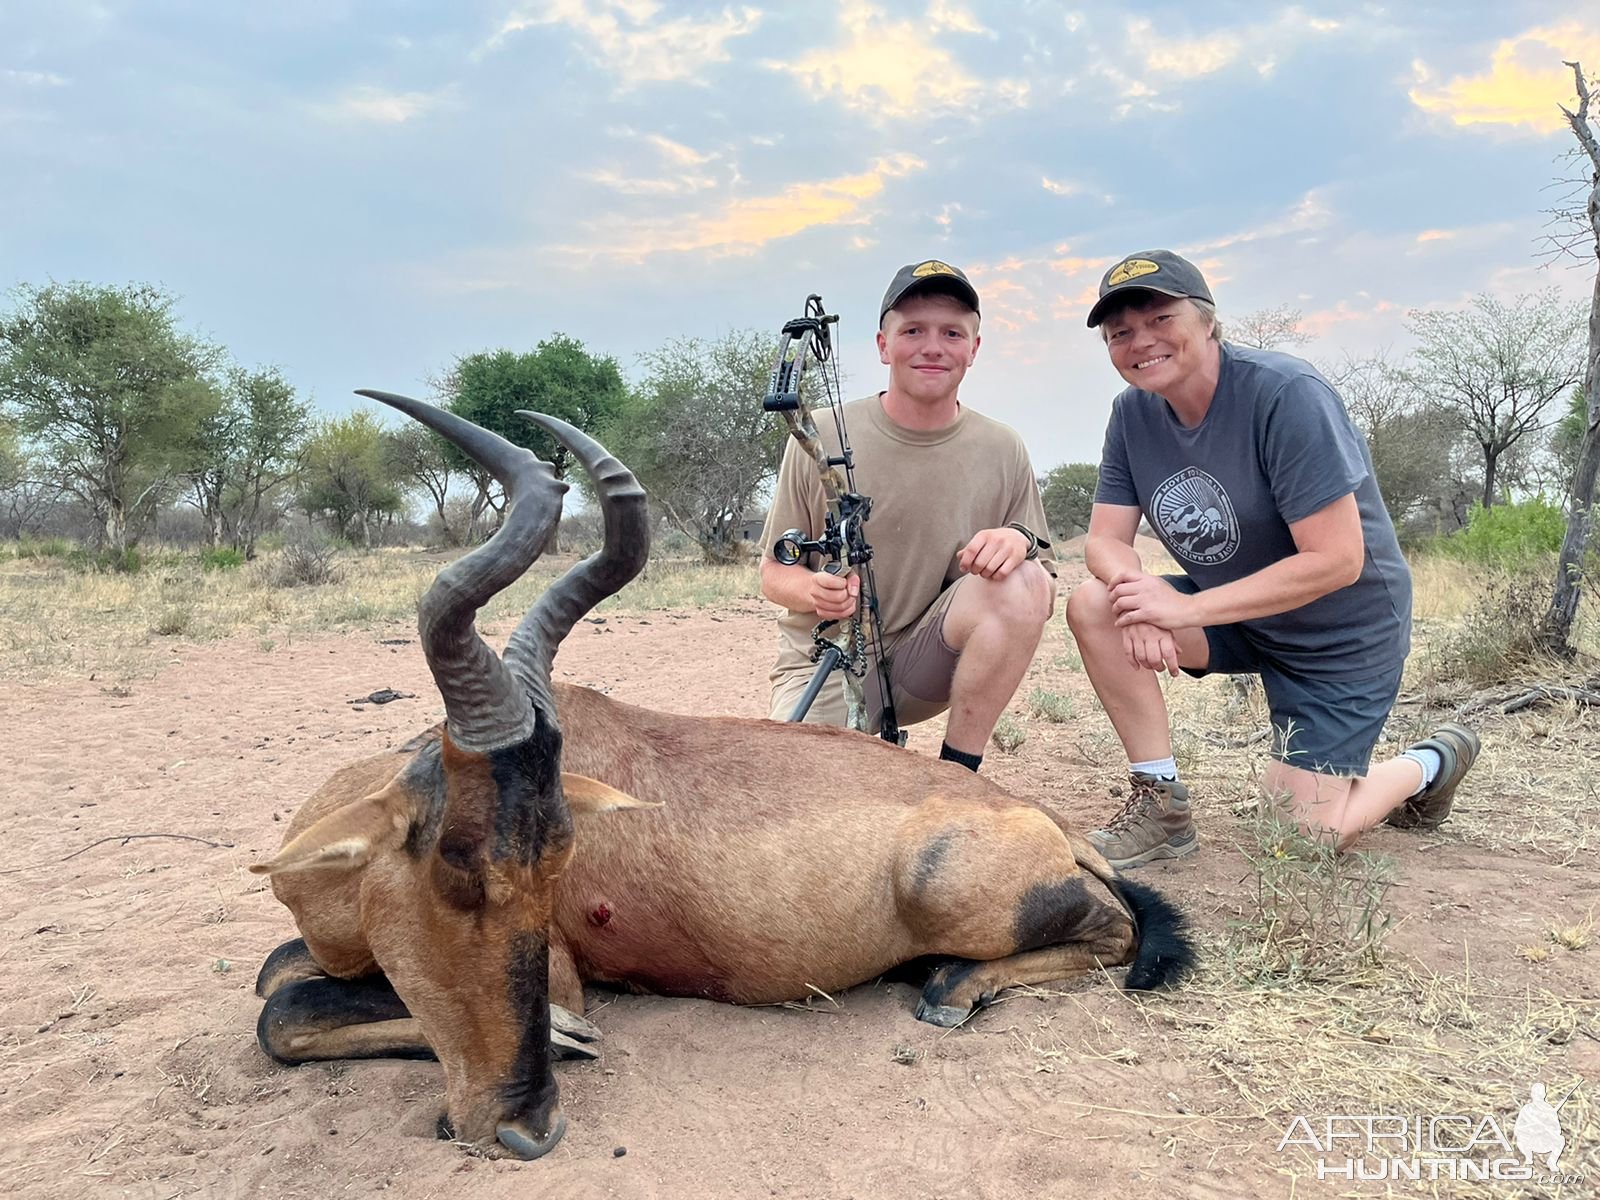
[1131,755,1179,781]
[1399,747,1442,795]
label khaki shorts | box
[767,579,965,732]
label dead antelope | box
[251,392,1195,1161]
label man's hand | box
[1108,572,1198,631]
[810,568,860,621]
[1122,621,1181,676]
[958,526,1030,580]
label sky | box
[2,1,1598,470]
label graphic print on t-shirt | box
[1151,466,1239,565]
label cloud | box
[928,0,989,36]
[1185,188,1335,254]
[765,0,1027,120]
[1104,8,1346,109]
[485,0,760,85]
[1127,17,1240,79]
[646,133,715,167]
[320,85,454,123]
[2,69,69,87]
[1409,22,1600,133]
[1041,176,1114,203]
[558,152,926,262]
[583,129,721,195]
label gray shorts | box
[1165,575,1403,777]
[767,579,965,731]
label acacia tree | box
[1543,60,1600,653]
[0,282,223,552]
[0,414,61,537]
[227,367,312,558]
[1039,462,1099,539]
[185,367,309,554]
[389,422,457,544]
[438,335,629,547]
[1328,350,1468,529]
[1408,290,1585,509]
[299,409,408,547]
[1230,304,1313,351]
[605,329,789,562]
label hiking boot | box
[1087,775,1199,870]
[1384,722,1481,831]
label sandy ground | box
[2,556,1597,1199]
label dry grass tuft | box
[1408,556,1600,693]
[1549,914,1593,952]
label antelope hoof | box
[550,1029,600,1062]
[550,1004,601,1043]
[914,999,972,1028]
[497,1110,567,1160]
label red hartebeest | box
[251,393,1193,1161]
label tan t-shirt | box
[761,394,1056,681]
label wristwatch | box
[1005,522,1051,561]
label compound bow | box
[764,294,902,744]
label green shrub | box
[1228,800,1396,984]
[66,546,143,573]
[989,714,1027,754]
[1441,499,1564,568]
[12,536,73,560]
[199,547,245,571]
[1026,687,1075,723]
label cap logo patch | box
[912,260,959,278]
[1108,259,1160,285]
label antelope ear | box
[562,773,662,815]
[250,781,415,876]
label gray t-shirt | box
[1095,343,1411,680]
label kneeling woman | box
[1066,250,1477,869]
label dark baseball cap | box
[1086,250,1213,328]
[879,260,980,325]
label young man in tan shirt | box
[759,260,1057,771]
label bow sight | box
[763,294,903,745]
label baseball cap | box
[879,260,980,325]
[1086,250,1213,328]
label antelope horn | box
[503,411,650,710]
[354,389,565,750]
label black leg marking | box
[915,958,981,1027]
[909,832,955,901]
[1012,877,1125,953]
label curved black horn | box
[503,412,650,709]
[355,389,566,751]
